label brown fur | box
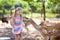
[40,20,60,40]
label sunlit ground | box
[0,18,60,40]
[0,19,44,40]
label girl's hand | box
[12,25,15,29]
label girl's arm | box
[21,15,23,22]
[10,17,14,28]
[21,16,25,27]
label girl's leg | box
[19,32,22,40]
[15,34,19,40]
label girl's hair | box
[15,7,22,13]
[12,7,22,17]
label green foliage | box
[23,0,42,2]
[46,0,60,13]
[49,0,60,4]
[0,0,16,7]
[0,0,16,17]
[23,0,34,2]
[0,0,60,18]
[29,2,42,13]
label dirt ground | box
[0,25,44,40]
[0,18,60,40]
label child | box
[10,7,23,40]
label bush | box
[29,2,42,13]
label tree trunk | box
[42,1,46,21]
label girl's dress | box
[12,16,23,34]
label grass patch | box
[22,13,58,18]
[46,13,58,18]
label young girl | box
[10,7,23,40]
